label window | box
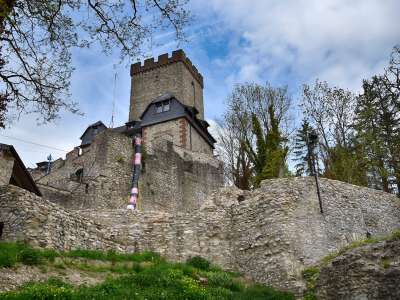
[75,168,83,183]
[155,103,163,113]
[155,100,170,113]
[163,100,170,112]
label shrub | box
[186,256,210,271]
[0,242,19,268]
[0,251,16,268]
[19,247,41,265]
[208,272,242,292]
[233,284,295,300]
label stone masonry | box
[31,131,222,212]
[315,237,400,300]
[1,177,399,296]
[142,118,213,155]
[0,151,14,186]
[129,49,204,121]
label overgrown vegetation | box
[0,242,294,300]
[301,229,400,299]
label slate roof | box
[80,121,107,146]
[0,143,42,196]
[140,93,216,148]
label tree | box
[300,80,359,181]
[293,119,314,176]
[0,0,190,127]
[354,51,400,194]
[245,105,288,186]
[217,82,292,189]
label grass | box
[0,242,160,269]
[320,229,400,266]
[0,242,294,300]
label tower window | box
[155,103,163,113]
[155,100,170,114]
[163,100,170,112]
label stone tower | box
[129,49,204,121]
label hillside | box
[0,242,294,300]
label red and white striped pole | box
[127,135,142,210]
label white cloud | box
[2,0,399,167]
[192,0,400,90]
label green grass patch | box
[302,267,320,300]
[0,243,294,300]
[321,229,400,266]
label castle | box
[28,49,223,211]
[1,50,399,297]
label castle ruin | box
[0,50,399,297]
[29,49,223,211]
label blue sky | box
[1,0,400,167]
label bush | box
[233,284,295,300]
[208,272,242,292]
[186,256,210,271]
[0,251,16,268]
[19,248,41,266]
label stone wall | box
[142,118,213,155]
[32,131,222,213]
[0,151,14,186]
[139,140,223,212]
[142,119,183,149]
[186,122,213,155]
[33,130,133,210]
[0,185,119,250]
[129,50,204,121]
[315,237,400,300]
[1,177,399,296]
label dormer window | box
[163,100,170,112]
[155,103,163,113]
[155,100,170,114]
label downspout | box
[127,135,142,210]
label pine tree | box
[354,76,399,193]
[293,119,314,176]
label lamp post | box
[308,131,323,214]
[46,154,52,175]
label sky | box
[1,0,400,167]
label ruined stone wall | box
[129,50,204,121]
[2,177,399,296]
[229,177,400,294]
[34,130,133,210]
[0,152,14,186]
[0,185,119,250]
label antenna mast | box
[110,73,117,128]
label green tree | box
[245,105,288,186]
[293,119,314,176]
[323,141,368,187]
[0,0,191,127]
[354,75,400,194]
[217,82,292,189]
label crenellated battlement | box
[130,49,204,88]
